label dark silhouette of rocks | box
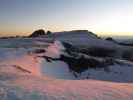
[122,50,133,61]
[46,31,52,35]
[33,49,46,54]
[106,37,113,41]
[86,47,116,57]
[29,29,46,37]
[105,37,117,43]
[39,54,115,74]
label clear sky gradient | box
[0,0,133,37]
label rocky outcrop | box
[105,37,118,43]
[29,29,46,37]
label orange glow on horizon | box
[1,30,133,37]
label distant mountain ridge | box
[29,29,98,38]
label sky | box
[0,0,133,37]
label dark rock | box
[40,54,115,74]
[122,50,133,61]
[59,55,111,73]
[46,31,52,35]
[61,42,79,55]
[105,37,118,43]
[29,29,46,37]
[34,49,46,54]
[87,47,116,57]
[106,37,114,41]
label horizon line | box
[0,30,133,37]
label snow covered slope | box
[0,30,133,99]
[0,70,133,100]
[1,39,133,82]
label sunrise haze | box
[0,0,133,37]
